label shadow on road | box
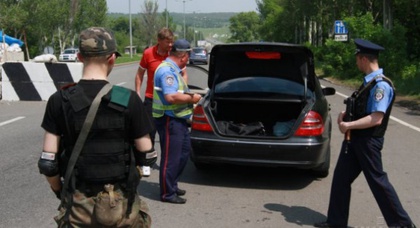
[137,160,322,202]
[264,203,354,228]
[264,203,326,227]
[180,161,320,190]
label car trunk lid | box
[208,43,316,98]
[203,43,317,138]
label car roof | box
[207,42,315,89]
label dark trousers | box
[155,115,191,201]
[143,97,156,146]
[327,136,412,227]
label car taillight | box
[191,105,213,132]
[294,111,324,136]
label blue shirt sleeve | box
[157,67,179,95]
[161,75,179,95]
[368,80,393,113]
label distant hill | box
[108,12,236,28]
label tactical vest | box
[351,75,395,137]
[60,84,134,184]
[152,61,193,118]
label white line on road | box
[116,82,126,86]
[0,116,26,127]
[389,116,420,132]
[332,88,420,133]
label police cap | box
[172,39,191,52]
[354,38,384,56]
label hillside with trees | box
[249,0,419,97]
[1,0,418,98]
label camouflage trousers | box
[54,189,152,228]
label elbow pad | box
[134,148,158,166]
[38,152,59,177]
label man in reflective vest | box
[153,39,202,204]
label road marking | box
[116,82,126,86]
[0,116,26,127]
[332,88,420,133]
[389,116,420,132]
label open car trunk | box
[205,43,318,138]
[208,95,312,138]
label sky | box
[106,0,258,14]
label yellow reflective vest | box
[152,61,193,118]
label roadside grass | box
[115,53,141,65]
[199,26,231,42]
[316,68,420,112]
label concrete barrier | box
[1,62,82,101]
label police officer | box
[314,39,416,228]
[38,27,157,227]
[153,39,201,204]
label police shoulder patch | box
[374,88,385,102]
[165,75,175,86]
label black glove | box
[134,148,158,166]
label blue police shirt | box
[363,68,393,114]
[154,58,186,118]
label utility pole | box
[177,0,192,39]
[183,0,186,39]
[165,0,168,28]
[129,0,133,58]
[383,0,392,30]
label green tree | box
[257,0,284,42]
[0,1,28,37]
[0,0,108,58]
[140,0,160,47]
[228,12,261,42]
[393,0,420,60]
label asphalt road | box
[0,63,419,228]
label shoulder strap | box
[355,74,392,98]
[61,83,113,201]
[379,75,395,90]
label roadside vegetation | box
[115,54,141,65]
[0,0,418,101]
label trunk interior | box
[208,97,307,137]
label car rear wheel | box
[312,147,330,178]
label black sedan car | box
[189,42,336,177]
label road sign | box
[334,20,348,34]
[334,34,348,42]
[334,20,348,42]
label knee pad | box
[38,152,59,177]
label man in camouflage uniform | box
[39,27,156,227]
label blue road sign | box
[334,20,348,34]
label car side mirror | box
[322,87,336,96]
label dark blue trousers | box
[143,97,156,146]
[155,115,190,201]
[327,136,413,227]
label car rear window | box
[64,49,77,54]
[214,77,313,98]
[192,48,206,54]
